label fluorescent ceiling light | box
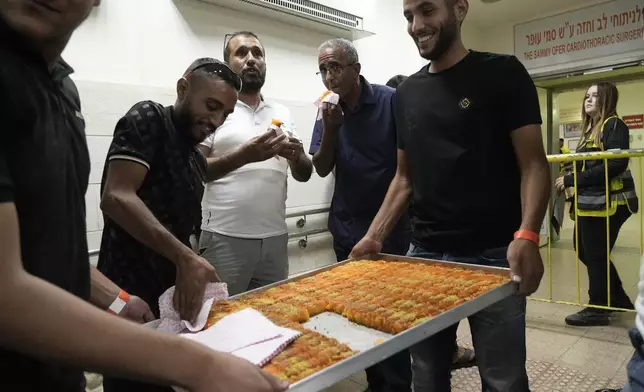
[583,67,614,75]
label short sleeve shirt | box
[200,99,297,238]
[396,51,542,253]
[97,102,206,316]
[310,76,410,252]
[0,21,90,391]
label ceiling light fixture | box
[583,67,614,75]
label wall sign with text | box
[515,0,644,74]
[561,123,583,138]
[624,114,644,129]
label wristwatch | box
[107,290,131,315]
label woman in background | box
[556,82,638,327]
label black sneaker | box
[565,308,611,326]
[595,389,621,392]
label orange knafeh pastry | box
[204,259,509,383]
[264,329,356,383]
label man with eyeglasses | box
[309,38,412,392]
[97,58,244,392]
[197,31,313,297]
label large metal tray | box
[230,253,517,391]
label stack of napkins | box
[155,285,302,392]
[180,308,301,366]
[172,309,301,392]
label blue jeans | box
[407,244,529,392]
[623,328,644,392]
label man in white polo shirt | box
[198,31,313,295]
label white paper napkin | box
[171,308,301,392]
[314,91,341,120]
[179,308,301,366]
[157,282,229,334]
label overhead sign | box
[514,0,644,73]
[558,108,582,123]
[624,114,644,129]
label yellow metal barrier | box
[537,148,644,312]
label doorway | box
[534,65,644,250]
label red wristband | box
[118,289,131,302]
[514,229,540,246]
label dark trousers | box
[574,205,633,308]
[407,245,528,392]
[334,239,412,392]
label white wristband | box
[107,290,130,315]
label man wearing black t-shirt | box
[98,58,239,320]
[351,0,550,391]
[0,2,288,392]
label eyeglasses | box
[316,63,355,78]
[185,60,243,93]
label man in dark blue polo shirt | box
[309,38,411,392]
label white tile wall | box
[287,233,336,276]
[84,185,101,232]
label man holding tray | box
[351,0,550,391]
[0,1,288,392]
[311,39,474,392]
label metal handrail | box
[540,148,643,313]
[546,148,644,163]
[88,207,331,257]
[288,228,328,240]
[285,206,329,218]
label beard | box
[419,12,459,61]
[240,67,266,94]
[175,104,202,146]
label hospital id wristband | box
[514,229,540,246]
[107,290,130,315]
